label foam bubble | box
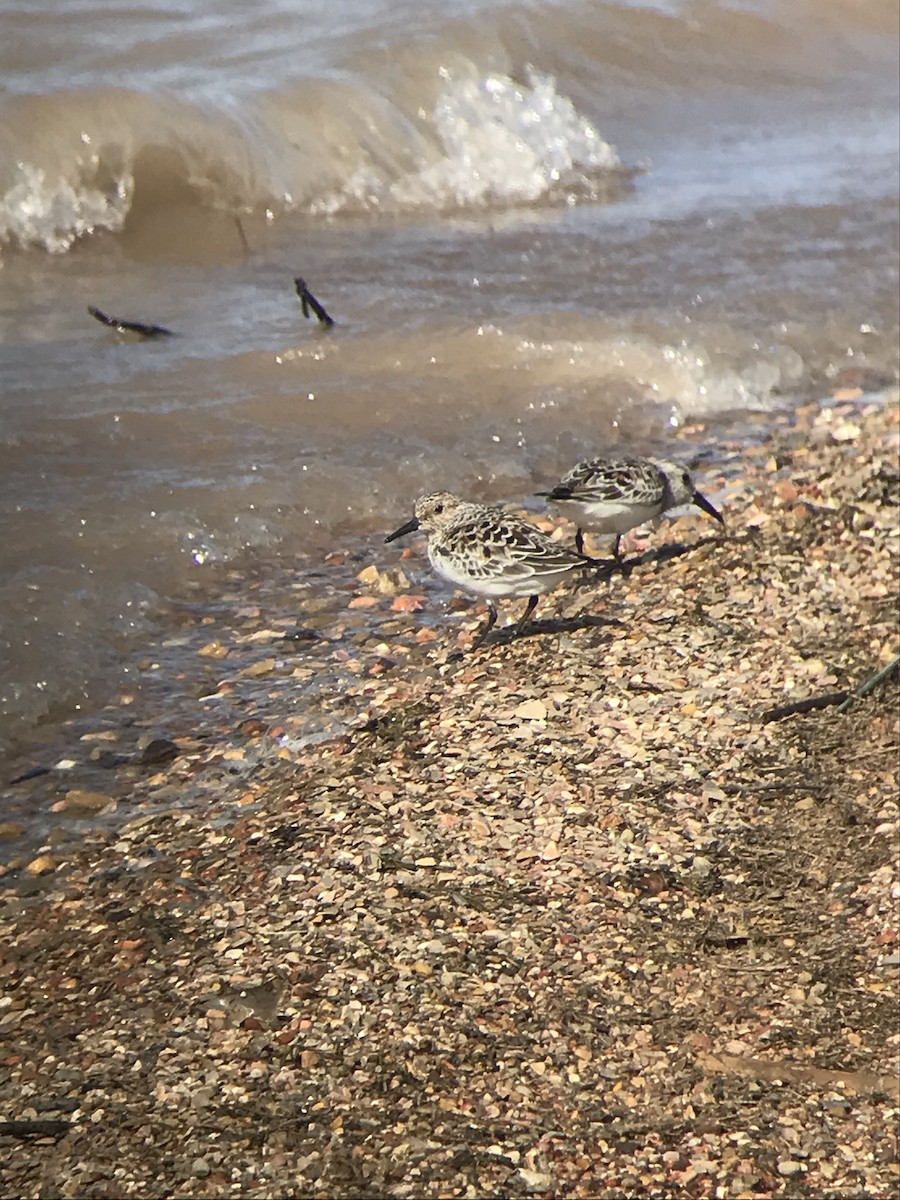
[313,67,620,214]
[0,161,132,254]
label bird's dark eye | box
[434,503,444,514]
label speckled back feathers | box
[390,491,597,599]
[544,457,692,507]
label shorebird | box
[385,491,610,648]
[538,456,724,558]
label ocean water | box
[0,0,898,753]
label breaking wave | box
[4,0,893,254]
[0,66,622,254]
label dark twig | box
[760,693,850,723]
[0,1119,71,1138]
[294,277,335,328]
[88,306,174,339]
[234,215,250,255]
[8,765,52,785]
[835,654,900,714]
[761,653,899,723]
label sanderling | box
[385,491,609,648]
[537,456,724,558]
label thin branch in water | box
[234,215,250,255]
[294,277,335,328]
[88,306,174,339]
[8,765,52,785]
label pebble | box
[518,1169,554,1192]
[191,1158,211,1178]
[139,738,180,766]
[778,1161,804,1177]
[239,658,277,678]
[198,641,230,659]
[59,789,115,813]
[24,855,56,876]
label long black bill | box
[693,489,725,525]
[384,516,420,544]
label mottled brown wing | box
[557,457,665,505]
[439,514,585,583]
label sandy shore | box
[1,392,898,1198]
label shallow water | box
[0,0,898,752]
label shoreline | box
[1,393,898,1197]
[1,385,893,849]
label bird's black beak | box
[384,516,420,544]
[693,490,725,526]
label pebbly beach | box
[0,391,898,1198]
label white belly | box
[563,498,661,536]
[430,551,574,599]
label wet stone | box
[59,789,116,812]
[24,854,56,876]
[138,738,180,766]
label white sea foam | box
[392,67,619,208]
[313,68,620,214]
[502,329,808,417]
[0,65,618,252]
[0,161,132,254]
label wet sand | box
[0,392,898,1197]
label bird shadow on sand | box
[491,612,623,648]
[619,530,751,574]
[445,613,622,661]
[443,531,749,660]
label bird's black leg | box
[514,595,540,637]
[613,533,635,578]
[575,528,585,556]
[471,602,499,650]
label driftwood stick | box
[836,654,900,714]
[0,1119,71,1138]
[761,654,899,723]
[294,277,335,328]
[234,215,250,255]
[88,306,174,339]
[8,765,52,785]
[760,693,849,723]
